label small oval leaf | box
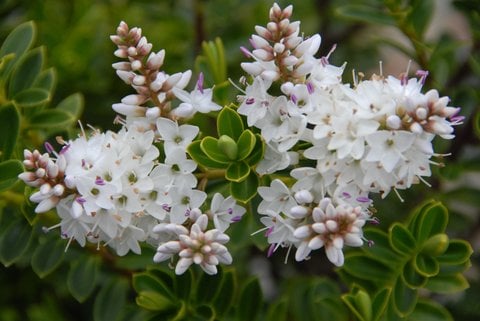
[217,106,244,141]
[225,161,250,182]
[31,236,65,278]
[67,256,99,302]
[0,104,20,161]
[389,223,417,255]
[13,88,50,108]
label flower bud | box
[294,189,314,204]
[421,233,449,256]
[217,135,238,160]
[290,205,308,219]
[386,115,401,129]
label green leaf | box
[93,277,129,321]
[408,0,434,37]
[436,240,473,264]
[217,106,244,141]
[336,4,395,26]
[414,202,448,244]
[0,21,36,78]
[266,299,288,321]
[200,136,231,164]
[31,236,65,278]
[402,260,428,288]
[0,103,20,161]
[414,253,439,277]
[196,266,223,304]
[392,277,417,317]
[133,272,175,303]
[236,130,256,160]
[56,93,84,119]
[475,110,480,139]
[187,140,226,169]
[135,291,176,312]
[13,88,50,108]
[371,288,391,321]
[363,229,404,266]
[406,299,453,321]
[174,268,193,300]
[8,46,45,97]
[389,223,417,255]
[212,269,236,317]
[67,256,99,302]
[0,160,23,191]
[342,287,372,321]
[236,278,263,321]
[246,134,264,166]
[0,217,33,267]
[226,161,250,182]
[425,273,469,294]
[28,109,74,129]
[342,253,395,283]
[230,170,258,202]
[33,67,56,93]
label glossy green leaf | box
[0,160,23,191]
[67,256,99,302]
[342,287,372,321]
[246,134,264,166]
[8,46,45,97]
[31,237,65,278]
[0,217,33,267]
[425,273,469,294]
[236,130,256,160]
[225,161,250,182]
[266,299,288,321]
[133,272,175,302]
[371,288,391,321]
[406,300,453,321]
[196,304,215,321]
[414,253,439,277]
[402,260,428,288]
[0,20,36,78]
[33,67,56,92]
[342,253,395,283]
[336,4,396,26]
[196,267,223,304]
[213,269,236,317]
[408,0,434,37]
[438,259,471,275]
[217,106,244,141]
[200,136,231,163]
[230,169,258,202]
[436,240,473,265]
[28,109,74,129]
[389,223,416,255]
[187,140,226,169]
[0,103,20,161]
[392,277,417,317]
[174,267,193,300]
[363,229,403,265]
[13,88,50,108]
[415,202,448,244]
[474,110,480,139]
[236,278,263,321]
[56,92,84,119]
[135,291,176,312]
[94,277,129,321]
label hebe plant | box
[0,2,476,321]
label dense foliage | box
[0,1,479,321]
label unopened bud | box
[218,135,238,160]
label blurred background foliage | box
[0,0,479,320]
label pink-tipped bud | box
[175,70,192,89]
[164,72,183,90]
[251,35,270,49]
[282,55,298,66]
[146,50,165,70]
[266,22,278,33]
[146,107,161,119]
[121,94,146,105]
[112,61,131,71]
[269,3,282,20]
[290,205,309,219]
[255,25,272,40]
[113,48,128,58]
[112,103,146,117]
[278,18,290,31]
[282,5,293,19]
[253,48,273,61]
[240,62,262,76]
[116,70,135,84]
[132,75,146,86]
[53,184,65,196]
[127,46,137,56]
[415,107,428,120]
[386,115,401,129]
[294,189,314,204]
[273,42,285,54]
[130,60,142,71]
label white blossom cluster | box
[19,21,244,275]
[239,3,463,265]
[18,3,462,273]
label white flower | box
[168,187,207,224]
[237,76,274,126]
[209,193,246,232]
[156,117,199,154]
[149,147,197,190]
[258,179,297,216]
[365,130,415,173]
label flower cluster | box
[18,3,461,274]
[239,3,462,265]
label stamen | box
[196,72,204,94]
[267,243,276,257]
